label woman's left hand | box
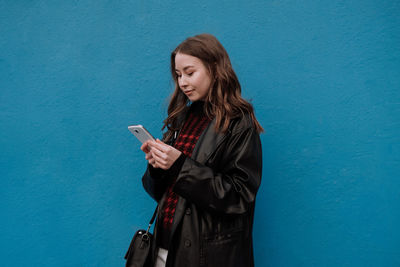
[148,139,182,170]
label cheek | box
[202,75,212,90]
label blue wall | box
[1,1,399,266]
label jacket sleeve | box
[142,165,169,202]
[173,126,262,215]
[142,153,187,202]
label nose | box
[179,75,188,89]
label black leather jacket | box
[142,112,262,267]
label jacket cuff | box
[147,153,186,179]
[148,164,167,179]
[167,153,186,178]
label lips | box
[183,89,194,95]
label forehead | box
[175,53,205,70]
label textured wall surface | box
[1,0,399,266]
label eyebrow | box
[175,66,195,72]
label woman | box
[140,33,263,267]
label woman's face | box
[174,53,212,102]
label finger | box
[151,151,168,166]
[150,141,169,153]
[147,140,157,146]
[151,147,168,161]
[152,158,162,168]
[153,160,166,170]
[140,143,146,152]
[141,141,150,153]
[143,140,151,147]
[152,154,167,167]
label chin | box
[188,96,200,102]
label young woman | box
[140,33,263,267]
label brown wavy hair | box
[162,33,263,141]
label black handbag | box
[124,206,158,267]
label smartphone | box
[128,125,155,144]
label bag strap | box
[145,205,158,234]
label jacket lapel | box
[191,118,227,164]
[169,118,226,244]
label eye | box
[187,72,194,76]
